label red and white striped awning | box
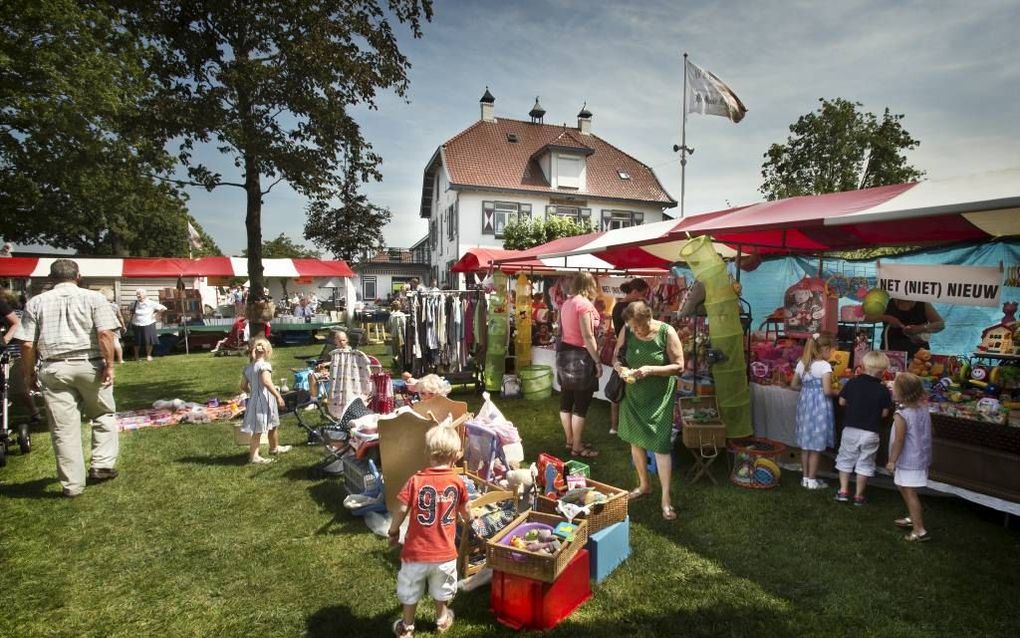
[0,256,354,279]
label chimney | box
[479,87,495,122]
[577,103,592,135]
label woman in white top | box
[131,289,167,361]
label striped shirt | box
[16,283,120,361]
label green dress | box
[619,322,676,454]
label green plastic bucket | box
[519,365,553,400]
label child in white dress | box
[240,337,291,464]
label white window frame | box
[601,209,644,230]
[362,276,378,301]
[483,201,532,238]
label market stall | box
[511,168,1020,504]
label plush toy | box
[908,348,934,376]
[502,465,536,513]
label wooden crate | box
[535,478,628,535]
[487,511,588,584]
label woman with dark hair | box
[868,298,944,359]
[555,272,602,458]
[614,301,684,520]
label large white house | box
[419,89,677,286]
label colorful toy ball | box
[862,288,890,317]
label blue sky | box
[17,0,1020,256]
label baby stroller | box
[0,349,32,467]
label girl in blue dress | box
[791,332,837,489]
[240,337,291,464]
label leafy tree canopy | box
[760,98,924,201]
[243,233,319,259]
[304,181,392,264]
[118,0,432,301]
[0,0,195,256]
[502,215,596,251]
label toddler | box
[239,337,291,464]
[835,351,893,504]
[791,332,837,489]
[388,423,472,637]
[888,372,933,542]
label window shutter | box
[482,201,495,235]
[545,205,556,218]
[601,210,611,230]
[580,208,592,220]
[634,212,644,225]
[520,203,532,220]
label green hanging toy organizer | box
[678,236,753,439]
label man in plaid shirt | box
[17,260,121,498]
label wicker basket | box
[486,511,588,583]
[535,478,628,535]
[931,413,1020,454]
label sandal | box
[662,505,677,521]
[250,456,274,465]
[436,610,455,634]
[903,530,931,543]
[571,446,599,459]
[628,488,651,500]
[894,517,913,529]
[392,619,414,638]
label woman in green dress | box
[613,301,684,521]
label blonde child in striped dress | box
[240,337,291,464]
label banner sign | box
[877,263,1001,307]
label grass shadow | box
[176,453,249,467]
[0,477,60,499]
[306,604,393,638]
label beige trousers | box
[38,360,118,495]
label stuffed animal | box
[908,348,934,376]
[501,465,537,513]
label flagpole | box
[674,52,694,218]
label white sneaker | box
[304,403,317,411]
[250,456,274,465]
[801,477,810,488]
[270,445,292,455]
[805,478,829,490]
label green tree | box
[304,190,391,264]
[243,233,319,259]
[501,215,596,251]
[118,0,432,317]
[760,98,924,201]
[0,0,194,256]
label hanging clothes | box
[328,349,374,417]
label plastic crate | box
[564,460,590,478]
[342,457,379,495]
[490,549,591,630]
[587,517,630,583]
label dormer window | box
[557,155,582,189]
[506,133,519,143]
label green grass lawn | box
[2,344,1019,637]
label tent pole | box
[735,244,743,283]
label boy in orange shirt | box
[388,423,472,637]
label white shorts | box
[894,468,928,488]
[396,559,458,605]
[835,428,881,477]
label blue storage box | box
[586,516,630,583]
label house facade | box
[352,236,430,304]
[419,90,677,286]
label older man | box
[17,260,120,497]
[130,288,166,361]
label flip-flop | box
[436,609,455,634]
[571,447,599,459]
[904,530,931,543]
[662,505,677,521]
[894,517,913,528]
[628,488,651,500]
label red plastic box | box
[490,549,591,630]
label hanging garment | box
[328,349,374,417]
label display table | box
[531,346,612,402]
[749,384,798,447]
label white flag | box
[685,60,747,123]
[187,221,203,250]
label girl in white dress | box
[240,337,291,464]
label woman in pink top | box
[555,272,602,458]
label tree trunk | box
[244,151,268,336]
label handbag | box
[604,329,630,403]
[556,345,596,392]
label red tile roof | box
[435,118,676,207]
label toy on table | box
[506,524,562,554]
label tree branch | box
[261,176,286,195]
[148,173,246,190]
